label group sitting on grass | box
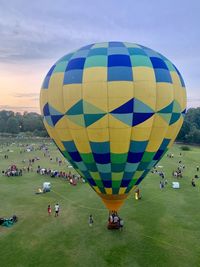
[0,215,18,227]
[37,166,83,185]
[2,165,23,177]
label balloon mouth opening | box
[97,193,129,212]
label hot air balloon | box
[40,42,186,212]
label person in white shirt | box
[119,218,124,231]
[54,203,60,217]
[113,215,119,223]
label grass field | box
[0,139,200,267]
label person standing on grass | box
[55,203,60,217]
[48,204,52,216]
[88,215,94,227]
[119,218,124,231]
[191,179,196,187]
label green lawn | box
[0,140,200,267]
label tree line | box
[0,108,199,143]
[177,107,200,144]
[0,110,47,137]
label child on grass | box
[48,204,52,216]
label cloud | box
[187,98,200,102]
[0,1,116,63]
[0,104,39,111]
[0,1,164,63]
[187,97,200,108]
[13,93,39,98]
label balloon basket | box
[107,222,120,230]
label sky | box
[0,0,199,114]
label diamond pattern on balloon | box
[43,103,64,126]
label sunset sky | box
[0,0,199,114]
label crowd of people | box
[1,141,200,232]
[151,152,200,190]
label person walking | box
[55,203,60,217]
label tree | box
[0,118,6,132]
[176,120,190,142]
[177,108,200,144]
[0,110,14,121]
[6,117,20,134]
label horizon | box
[0,0,200,113]
[0,104,199,116]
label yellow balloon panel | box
[54,116,69,129]
[132,67,156,82]
[47,73,65,112]
[110,128,131,153]
[155,83,174,111]
[165,117,184,141]
[63,84,82,100]
[170,72,183,87]
[146,115,169,151]
[134,81,157,110]
[44,120,65,151]
[131,116,155,141]
[70,129,91,153]
[146,128,168,152]
[110,142,130,154]
[110,128,131,142]
[63,85,82,111]
[82,82,107,99]
[108,81,134,98]
[87,128,109,142]
[40,89,49,114]
[182,89,187,110]
[83,67,107,82]
[55,128,72,141]
[173,84,186,110]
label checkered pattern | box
[40,42,186,197]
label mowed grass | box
[0,140,200,267]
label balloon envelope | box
[40,42,186,211]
